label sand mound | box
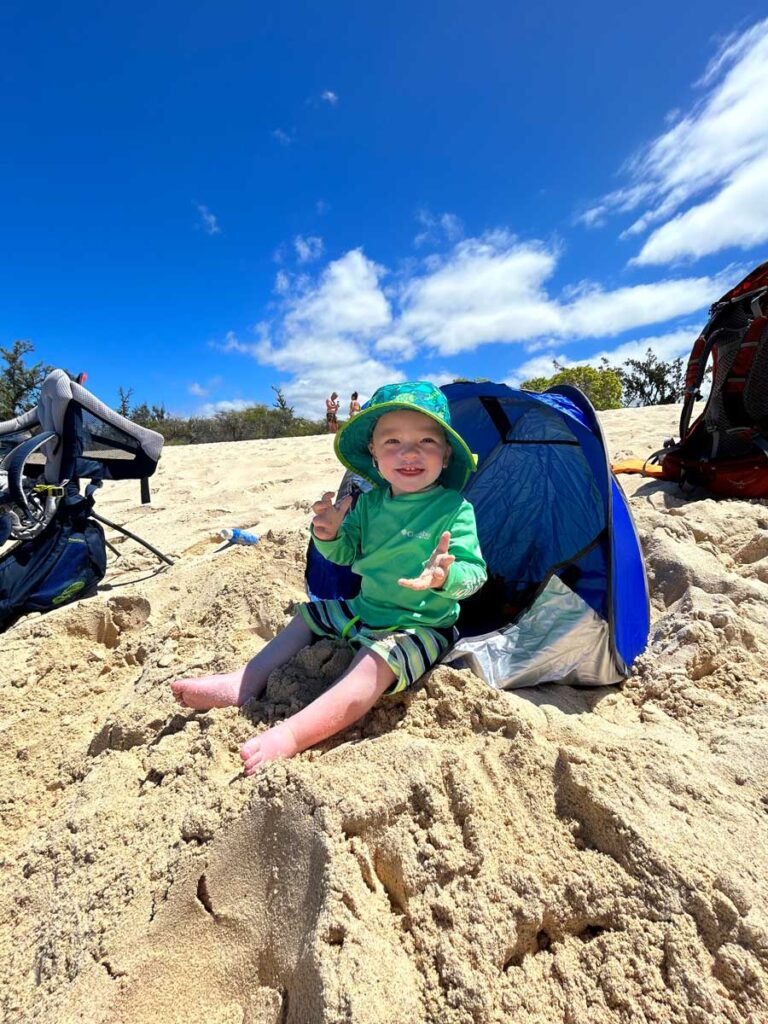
[2,417,768,1024]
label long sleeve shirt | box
[312,485,486,629]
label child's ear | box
[443,446,452,467]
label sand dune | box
[2,408,768,1024]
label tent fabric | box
[443,575,623,689]
[306,381,650,691]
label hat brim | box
[334,401,476,492]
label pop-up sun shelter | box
[307,381,649,690]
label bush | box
[521,362,623,411]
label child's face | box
[368,409,451,496]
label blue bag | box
[0,494,107,631]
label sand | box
[2,408,768,1024]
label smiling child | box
[171,381,486,775]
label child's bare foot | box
[171,670,245,710]
[240,723,299,776]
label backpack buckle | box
[33,484,65,498]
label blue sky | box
[3,2,767,418]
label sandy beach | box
[2,405,768,1024]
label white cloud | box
[272,128,293,146]
[580,17,768,264]
[218,232,734,416]
[213,328,263,359]
[506,352,571,386]
[188,382,207,397]
[414,208,464,247]
[395,232,726,354]
[195,203,221,235]
[197,399,254,417]
[508,327,698,386]
[316,199,329,214]
[294,234,324,263]
[247,250,399,416]
[374,332,417,359]
[274,270,291,294]
[589,328,699,365]
[320,90,339,105]
[561,274,728,336]
[282,249,391,339]
[399,233,562,354]
[633,153,768,264]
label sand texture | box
[2,409,768,1024]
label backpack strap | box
[678,326,718,442]
[722,315,767,397]
[679,288,768,443]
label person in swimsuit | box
[326,392,340,433]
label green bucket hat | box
[335,380,476,492]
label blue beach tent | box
[306,381,649,690]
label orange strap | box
[611,458,668,478]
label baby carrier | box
[619,262,768,497]
[0,370,166,630]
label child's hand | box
[312,490,353,541]
[398,531,455,591]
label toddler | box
[171,381,486,775]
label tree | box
[117,386,134,417]
[521,361,622,411]
[271,385,293,415]
[615,349,686,406]
[130,402,152,425]
[0,340,52,419]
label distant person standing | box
[326,392,340,433]
[349,391,361,418]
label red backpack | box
[645,262,768,497]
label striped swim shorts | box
[298,598,457,695]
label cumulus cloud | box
[396,232,726,354]
[218,232,732,415]
[374,332,417,360]
[294,235,324,263]
[195,203,221,235]
[320,90,339,105]
[188,382,207,397]
[249,250,399,415]
[508,328,699,387]
[579,17,768,264]
[399,233,562,354]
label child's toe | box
[239,737,261,760]
[243,753,264,776]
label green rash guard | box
[312,485,487,630]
